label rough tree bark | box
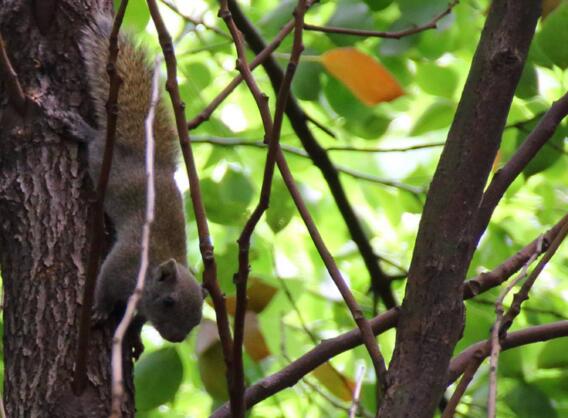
[0,1,134,416]
[379,1,541,417]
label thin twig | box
[448,321,568,385]
[487,236,543,418]
[210,214,566,417]
[349,364,366,418]
[216,0,306,414]
[275,147,389,399]
[72,1,128,395]
[499,216,568,337]
[326,142,445,153]
[442,355,484,418]
[225,0,397,309]
[476,92,568,237]
[160,0,230,39]
[0,36,26,113]
[186,0,316,129]
[146,0,235,403]
[303,0,459,39]
[109,57,159,418]
[189,136,425,194]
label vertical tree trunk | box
[379,1,541,417]
[0,1,134,416]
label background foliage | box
[73,0,568,416]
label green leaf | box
[266,179,295,234]
[505,383,558,418]
[325,0,376,47]
[201,167,255,225]
[516,121,566,178]
[323,76,373,120]
[538,338,568,369]
[515,63,539,99]
[292,60,323,101]
[362,0,392,11]
[115,0,150,32]
[258,0,296,37]
[379,19,420,56]
[135,347,183,411]
[410,100,455,136]
[415,62,458,98]
[536,3,568,69]
[344,113,391,140]
[499,348,525,379]
[180,61,213,92]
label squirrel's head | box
[143,258,205,342]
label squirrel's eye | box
[162,296,175,308]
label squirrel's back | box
[79,15,204,342]
[81,15,177,167]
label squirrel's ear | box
[155,259,178,282]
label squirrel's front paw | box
[91,305,111,327]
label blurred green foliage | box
[112,0,568,417]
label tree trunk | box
[379,1,541,417]
[0,1,134,416]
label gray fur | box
[81,14,203,342]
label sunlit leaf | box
[322,48,404,105]
[135,348,184,411]
[312,362,355,401]
[505,383,558,418]
[410,100,455,136]
[538,338,568,369]
[243,311,272,362]
[536,3,568,68]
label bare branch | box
[349,364,366,418]
[0,36,26,113]
[109,57,159,418]
[487,235,543,418]
[160,0,230,39]
[225,0,397,309]
[304,0,459,40]
[146,0,234,398]
[475,92,568,237]
[211,213,564,418]
[72,0,128,395]
[448,321,568,385]
[190,136,426,194]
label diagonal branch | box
[475,91,568,238]
[210,190,565,418]
[146,0,234,399]
[0,36,26,114]
[226,0,396,310]
[380,2,541,416]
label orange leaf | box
[312,362,355,401]
[216,277,278,316]
[243,311,271,362]
[321,47,404,105]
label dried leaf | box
[322,47,404,105]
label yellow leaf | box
[542,0,561,19]
[217,277,278,316]
[321,47,404,105]
[312,362,355,401]
[243,311,271,362]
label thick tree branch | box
[475,91,568,237]
[226,0,396,310]
[210,215,562,418]
[378,1,541,414]
[73,1,127,395]
[448,321,568,384]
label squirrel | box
[78,14,204,342]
